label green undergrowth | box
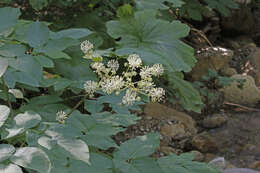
[0,0,240,172]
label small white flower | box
[127,54,142,69]
[80,40,94,54]
[56,111,67,123]
[149,87,165,102]
[151,64,164,76]
[100,76,125,94]
[84,80,98,97]
[140,66,153,80]
[91,62,107,75]
[122,89,137,105]
[107,60,119,72]
[138,80,155,93]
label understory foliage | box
[0,0,239,172]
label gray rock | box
[223,168,260,173]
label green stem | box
[67,95,88,116]
[1,77,13,117]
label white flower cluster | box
[81,40,165,105]
[56,111,67,124]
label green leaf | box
[0,105,10,128]
[94,112,140,127]
[135,0,185,10]
[35,37,79,53]
[158,153,220,173]
[0,7,21,32]
[50,28,92,39]
[3,111,41,139]
[0,43,27,58]
[67,111,122,149]
[131,157,163,173]
[45,51,71,59]
[8,55,42,79]
[26,21,50,48]
[0,144,15,162]
[0,57,8,78]
[34,55,54,68]
[0,164,23,173]
[57,138,90,164]
[170,74,203,112]
[107,10,196,73]
[29,0,48,10]
[10,147,51,173]
[84,100,104,114]
[113,159,139,173]
[114,133,160,160]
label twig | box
[224,102,260,112]
[190,27,213,47]
[67,95,88,116]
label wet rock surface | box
[191,47,233,80]
[202,114,228,128]
[221,74,260,105]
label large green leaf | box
[0,57,8,78]
[0,105,10,128]
[0,7,21,33]
[107,10,196,73]
[170,74,203,112]
[57,138,90,164]
[135,0,185,9]
[113,133,160,160]
[10,147,51,173]
[158,153,220,173]
[0,164,23,173]
[26,21,50,48]
[50,28,92,39]
[3,111,41,139]
[0,44,26,58]
[0,144,15,162]
[66,111,123,149]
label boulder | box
[221,74,260,105]
[144,103,197,136]
[209,157,226,171]
[192,132,218,153]
[202,114,228,129]
[191,47,233,80]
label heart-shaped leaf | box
[10,147,51,173]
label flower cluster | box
[56,111,67,124]
[81,40,165,105]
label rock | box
[202,114,228,129]
[248,48,260,86]
[161,123,188,140]
[159,146,178,155]
[221,67,238,77]
[221,74,260,105]
[223,168,260,173]
[191,150,204,162]
[191,47,233,80]
[144,103,197,136]
[209,157,226,171]
[249,161,260,169]
[192,132,218,153]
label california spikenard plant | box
[0,3,224,173]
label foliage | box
[0,0,239,171]
[192,69,234,110]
